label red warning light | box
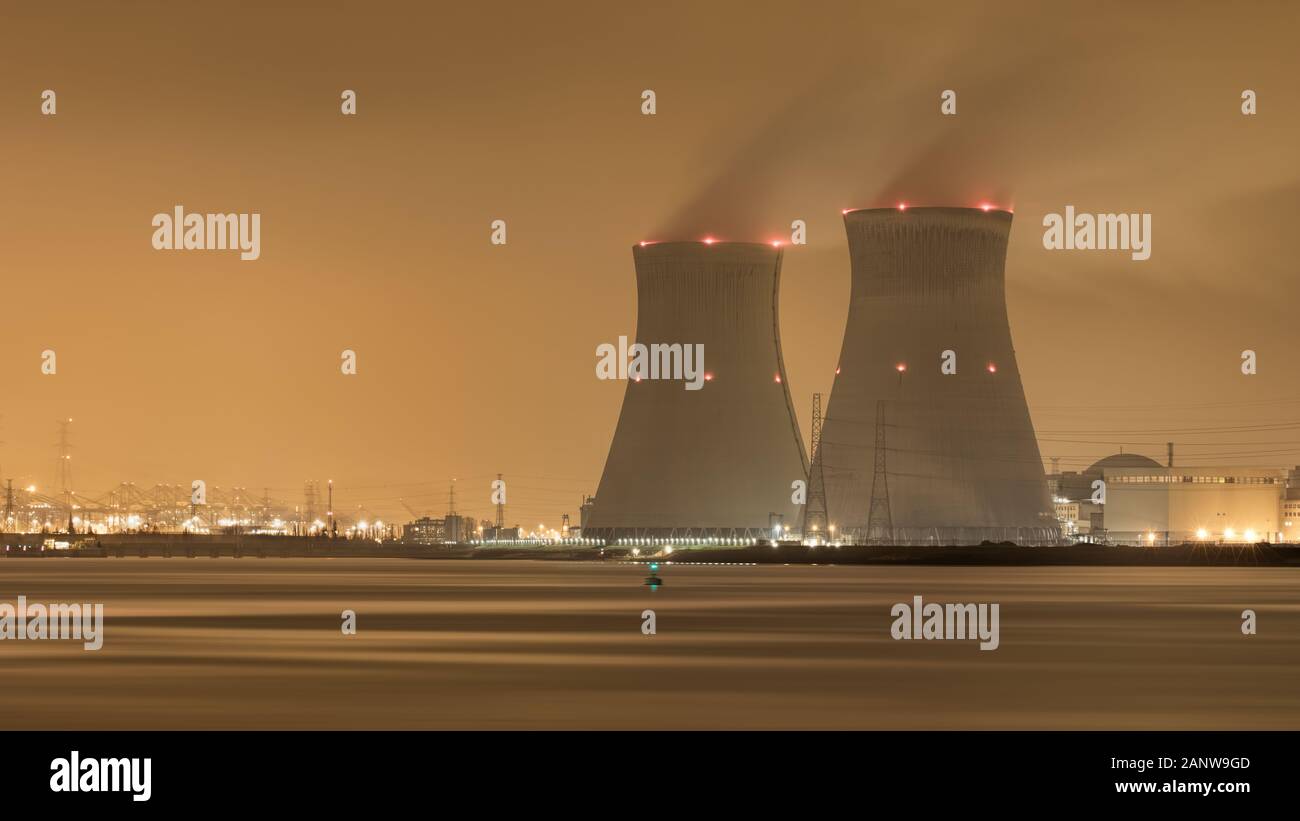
[896,363,907,373]
[774,374,782,384]
[771,240,783,248]
[979,203,993,212]
[898,203,908,211]
[703,237,717,245]
[704,373,714,382]
[835,366,841,375]
[987,363,998,373]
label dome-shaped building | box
[1087,453,1163,473]
[1056,452,1162,502]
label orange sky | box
[2,1,1297,526]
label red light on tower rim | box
[841,204,1013,215]
[702,237,717,245]
[774,374,782,384]
[896,363,907,373]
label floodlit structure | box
[1095,459,1287,545]
[815,207,1059,545]
[585,241,808,540]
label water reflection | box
[0,559,1296,729]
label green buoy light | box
[644,561,663,590]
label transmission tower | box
[304,481,317,525]
[804,393,829,537]
[446,479,461,542]
[865,400,893,546]
[55,418,73,519]
[494,473,505,531]
[327,479,335,537]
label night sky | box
[2,1,1297,525]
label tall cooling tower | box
[585,241,808,540]
[816,207,1059,545]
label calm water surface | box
[1,558,1296,729]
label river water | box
[1,558,1295,729]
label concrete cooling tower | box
[815,207,1060,545]
[585,241,808,540]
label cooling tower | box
[585,241,808,540]
[816,207,1059,545]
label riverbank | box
[4,533,1298,566]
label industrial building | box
[1049,452,1154,541]
[584,241,808,540]
[1284,472,1300,543]
[401,514,476,544]
[1051,452,1295,545]
[814,207,1059,545]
